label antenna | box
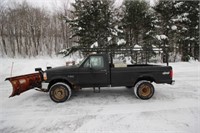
[10,62,14,77]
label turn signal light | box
[43,73,47,81]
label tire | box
[134,80,154,100]
[49,82,72,103]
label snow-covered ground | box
[0,57,199,133]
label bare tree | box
[0,1,7,56]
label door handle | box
[100,70,107,72]
[100,69,107,75]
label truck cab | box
[77,54,110,87]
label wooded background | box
[0,0,199,61]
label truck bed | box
[110,65,172,87]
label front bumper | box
[42,82,49,89]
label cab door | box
[78,55,108,87]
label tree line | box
[0,0,199,61]
[0,1,73,57]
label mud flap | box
[5,73,42,97]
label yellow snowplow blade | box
[5,73,42,97]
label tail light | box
[170,70,173,79]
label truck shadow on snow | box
[22,87,138,104]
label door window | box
[83,56,104,69]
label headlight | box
[43,72,47,81]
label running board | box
[93,87,100,93]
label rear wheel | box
[49,82,72,103]
[134,80,154,100]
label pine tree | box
[69,0,115,48]
[121,0,155,47]
[142,9,157,50]
[121,0,156,62]
[154,1,199,61]
[153,1,177,56]
[174,1,199,61]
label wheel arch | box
[134,75,155,86]
[48,77,73,91]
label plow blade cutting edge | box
[5,73,42,97]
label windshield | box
[77,57,87,67]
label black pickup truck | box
[6,54,175,103]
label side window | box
[83,56,104,69]
[90,56,104,68]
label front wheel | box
[49,82,72,103]
[134,80,154,100]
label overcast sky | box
[1,0,156,11]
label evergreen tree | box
[174,1,199,61]
[122,0,151,47]
[121,0,157,62]
[69,0,115,48]
[142,9,157,51]
[153,1,177,55]
[154,1,199,61]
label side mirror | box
[35,68,42,72]
[47,66,52,70]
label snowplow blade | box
[5,73,42,97]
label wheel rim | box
[139,84,151,97]
[53,86,67,100]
